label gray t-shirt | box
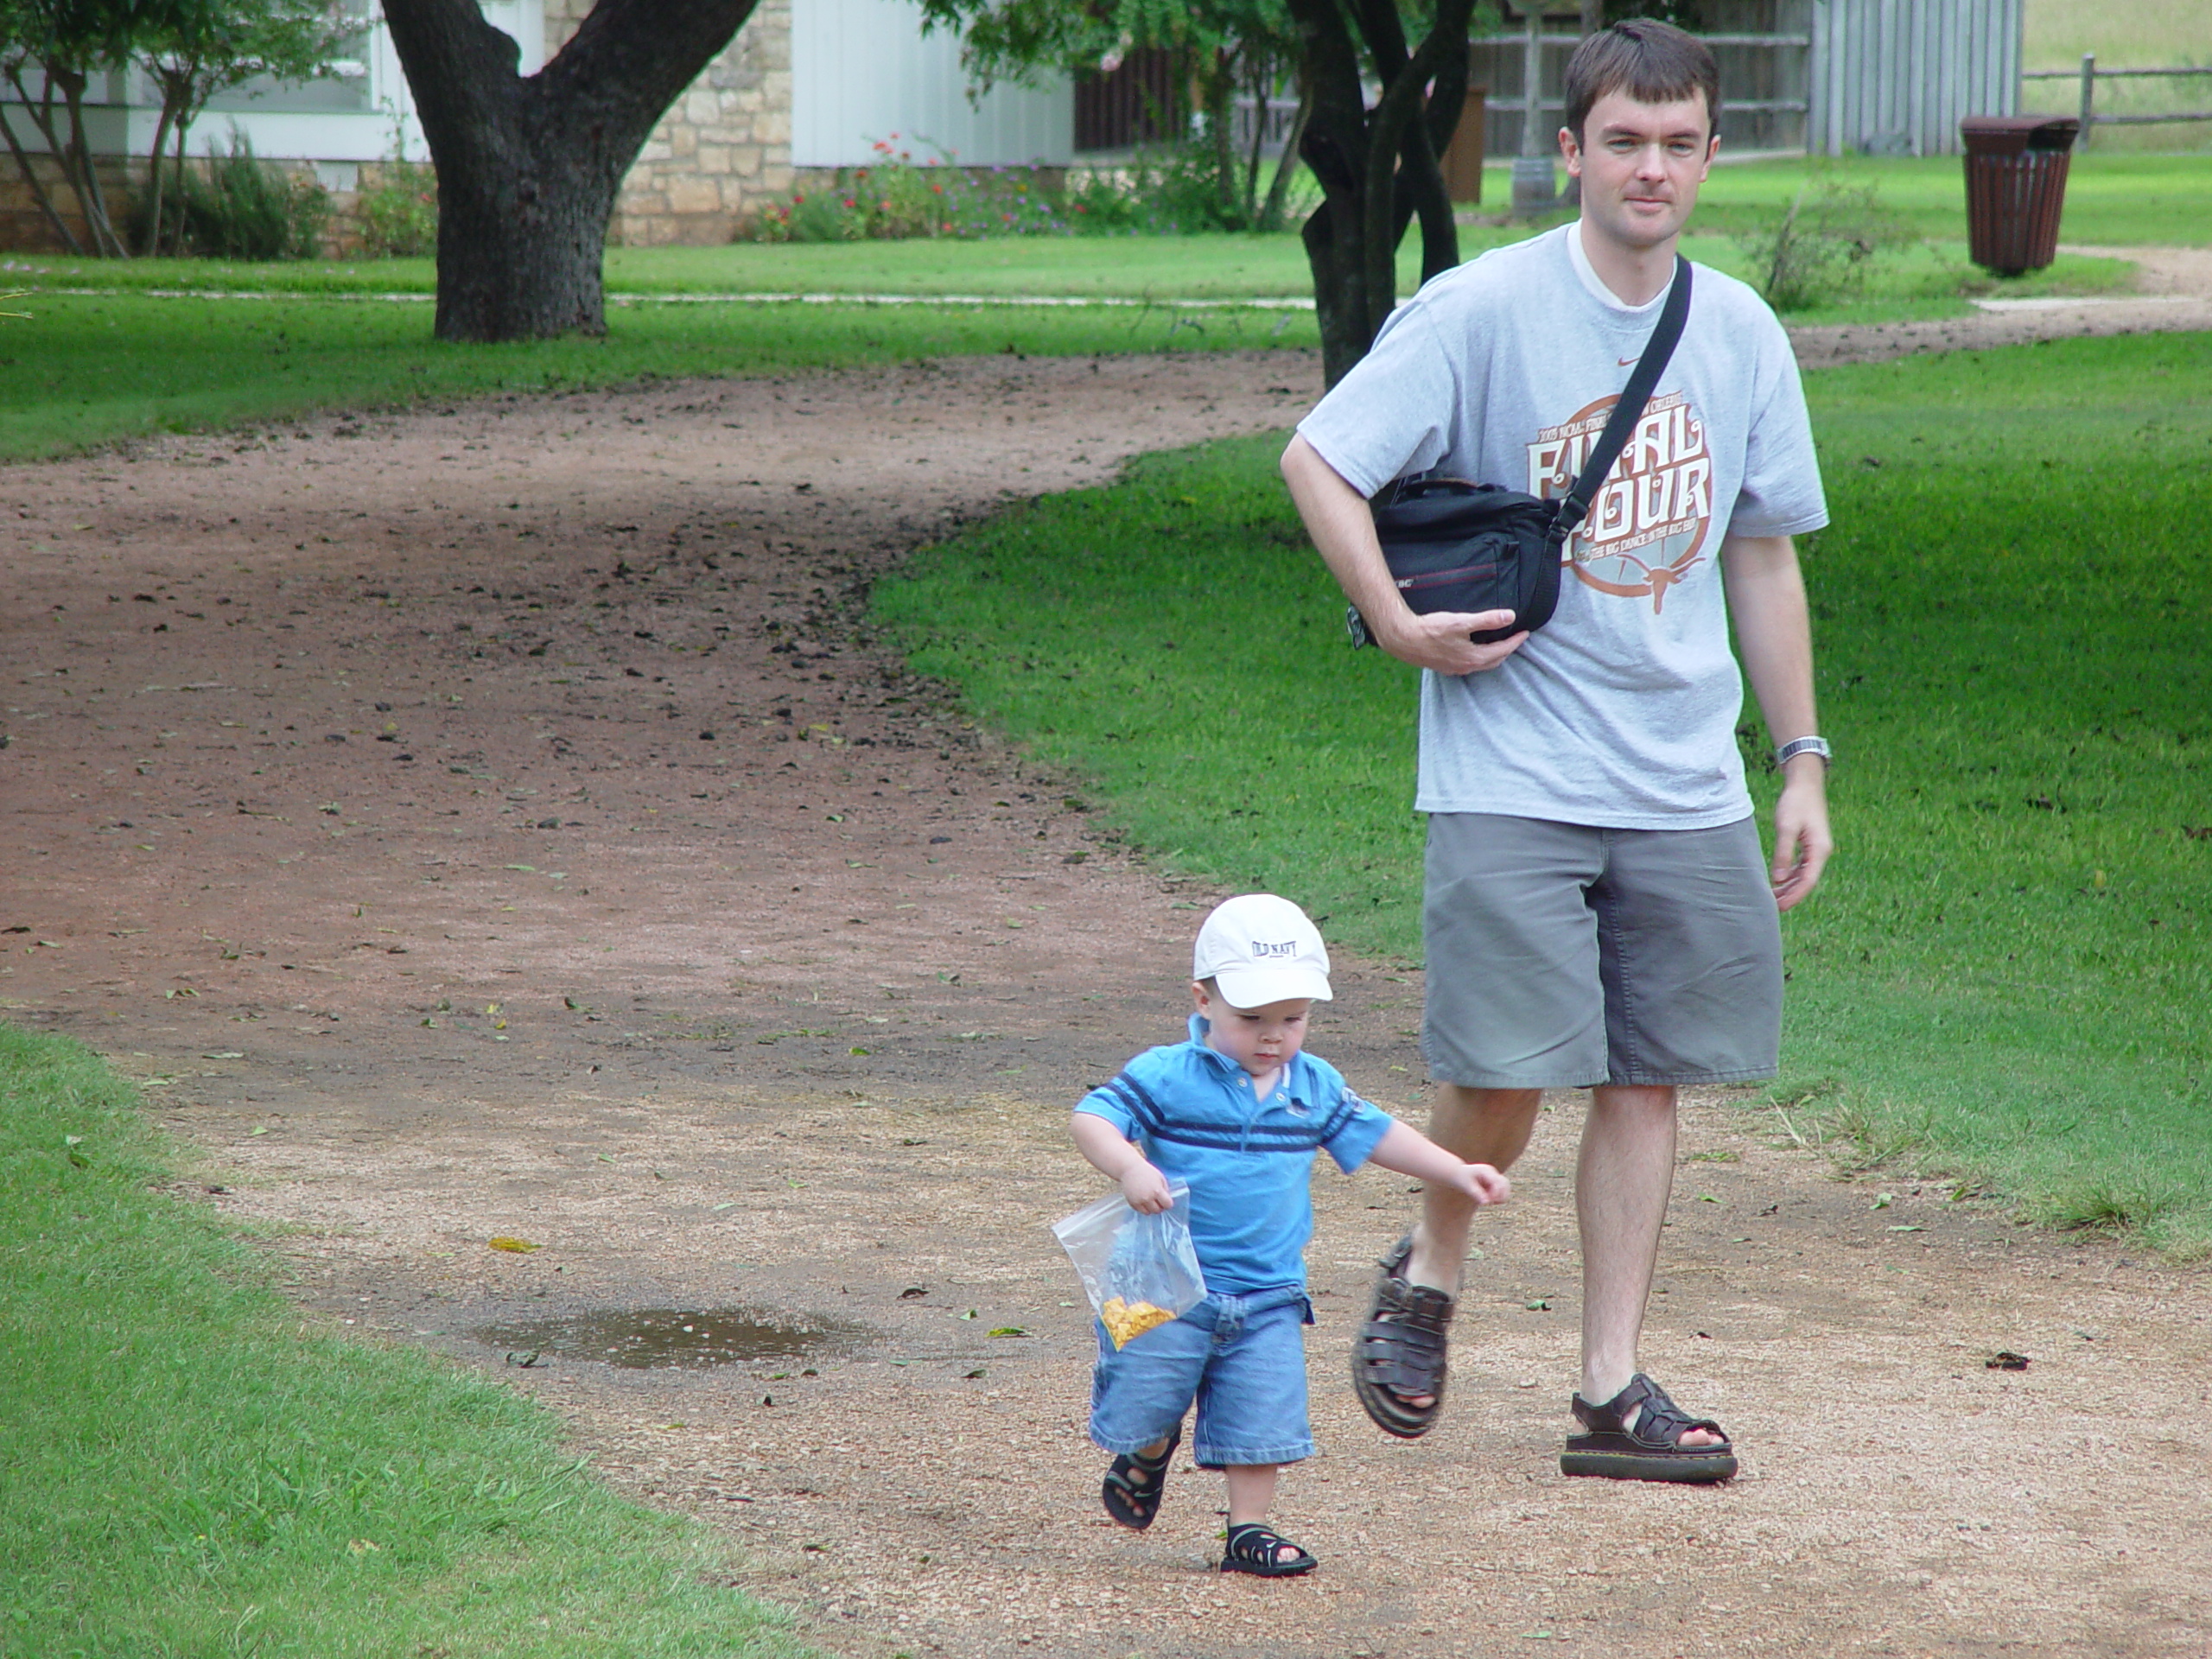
[1297,224,1827,830]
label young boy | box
[1071,893,1510,1577]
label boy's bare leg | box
[1224,1463,1279,1527]
[1404,1085,1543,1294]
[1574,1083,1720,1446]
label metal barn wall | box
[792,0,1072,168]
[1810,0,2023,156]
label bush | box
[1065,144,1255,235]
[170,134,330,261]
[1734,172,1917,311]
[747,135,1296,243]
[752,135,1068,241]
[355,159,437,258]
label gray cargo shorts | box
[1421,812,1783,1090]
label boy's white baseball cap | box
[1192,893,1332,1007]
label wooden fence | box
[2021,57,2212,149]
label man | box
[1281,20,1832,1482]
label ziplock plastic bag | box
[1051,1183,1208,1348]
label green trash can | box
[1960,115,2081,276]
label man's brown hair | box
[1562,19,1722,145]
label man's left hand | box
[1770,760,1832,911]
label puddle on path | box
[472,1306,867,1370]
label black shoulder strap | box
[1554,255,1693,538]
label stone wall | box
[544,0,799,245]
[0,155,146,255]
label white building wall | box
[791,0,1071,168]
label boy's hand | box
[1120,1160,1173,1214]
[1450,1160,1511,1206]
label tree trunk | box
[1204,47,1236,224]
[0,68,85,255]
[141,84,180,257]
[1287,0,1473,385]
[1257,82,1311,233]
[1287,0,1376,386]
[381,0,760,342]
[55,67,127,258]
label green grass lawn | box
[872,330,2212,1252]
[5,152,2197,298]
[0,291,1315,461]
[0,150,2197,460]
[0,1024,800,1659]
[0,240,2140,464]
[1692,151,2212,245]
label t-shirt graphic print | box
[1530,391,1713,616]
[1293,226,1830,828]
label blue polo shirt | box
[1075,1015,1395,1295]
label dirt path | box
[1786,244,2212,368]
[4,304,2209,1657]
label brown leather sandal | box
[1560,1373,1738,1483]
[1351,1234,1454,1440]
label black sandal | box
[1560,1373,1738,1484]
[1351,1235,1455,1440]
[1220,1522,1317,1578]
[1100,1428,1179,1529]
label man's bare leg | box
[1574,1083,1719,1446]
[1404,1084,1541,1295]
[1376,1086,1542,1414]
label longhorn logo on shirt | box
[1527,391,1713,613]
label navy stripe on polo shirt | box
[1075,1014,1394,1294]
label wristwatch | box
[1775,735,1832,770]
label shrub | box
[355,159,437,258]
[169,134,330,261]
[1065,143,1255,235]
[746,133,1311,242]
[1734,172,1917,311]
[752,135,1067,241]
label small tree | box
[133,0,349,257]
[0,0,137,256]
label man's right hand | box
[1281,436,1533,677]
[1373,608,1530,677]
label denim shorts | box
[1089,1286,1315,1469]
[1422,812,1783,1089]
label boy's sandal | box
[1351,1234,1454,1440]
[1560,1373,1738,1484]
[1220,1522,1318,1578]
[1100,1427,1180,1530]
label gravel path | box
[3,264,2209,1657]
